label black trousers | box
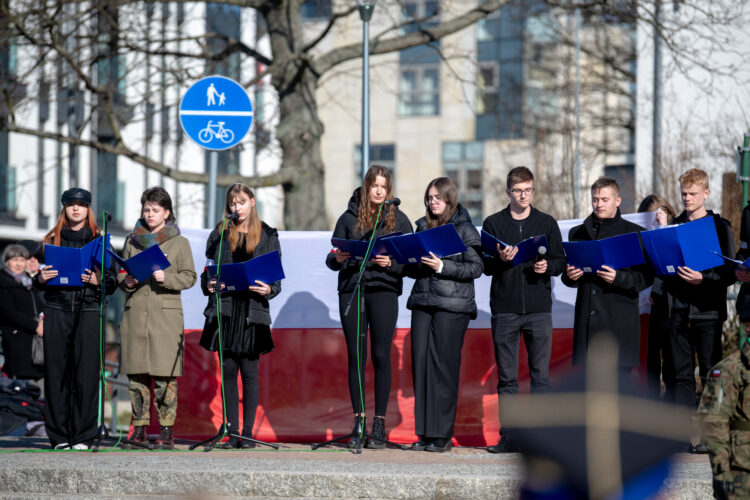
[665,310,722,407]
[339,290,398,417]
[411,308,470,439]
[491,312,552,396]
[222,351,260,436]
[646,308,674,400]
[43,307,100,447]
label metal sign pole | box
[208,151,218,226]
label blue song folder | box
[331,232,403,260]
[481,231,549,266]
[640,217,724,275]
[206,250,285,292]
[382,224,467,265]
[108,244,171,282]
[563,232,645,273]
[44,235,111,286]
[714,253,750,271]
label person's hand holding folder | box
[333,249,351,263]
[596,265,617,284]
[566,265,584,282]
[38,265,58,284]
[677,266,703,285]
[123,274,138,288]
[372,254,391,268]
[206,279,225,293]
[497,244,518,263]
[82,267,100,286]
[421,251,443,272]
[248,280,271,296]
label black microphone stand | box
[190,214,279,452]
[312,201,407,453]
[91,210,151,451]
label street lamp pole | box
[357,0,376,183]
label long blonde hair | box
[356,165,397,234]
[222,183,262,254]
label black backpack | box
[0,379,44,435]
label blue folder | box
[713,253,750,271]
[382,224,467,265]
[563,232,645,273]
[481,230,549,266]
[108,244,172,282]
[331,232,403,260]
[640,217,724,275]
[44,235,111,286]
[206,250,285,292]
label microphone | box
[536,246,548,262]
[384,198,401,207]
[227,212,240,220]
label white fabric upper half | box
[180,211,657,330]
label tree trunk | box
[265,7,328,230]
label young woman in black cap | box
[36,188,116,449]
[326,165,413,448]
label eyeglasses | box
[509,188,535,196]
[426,196,445,203]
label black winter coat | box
[561,210,654,368]
[200,222,281,329]
[36,227,117,312]
[481,206,565,314]
[326,188,414,295]
[0,271,44,379]
[406,205,484,318]
[661,211,735,321]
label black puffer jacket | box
[36,227,117,312]
[326,188,414,295]
[406,205,484,318]
[200,221,281,326]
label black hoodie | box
[325,188,414,295]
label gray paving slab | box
[0,437,712,499]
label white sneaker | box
[71,443,88,450]
[54,442,70,450]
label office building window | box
[476,61,499,115]
[443,141,483,224]
[354,144,395,183]
[300,0,332,20]
[398,66,439,116]
[604,164,635,212]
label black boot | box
[410,436,430,451]
[154,425,174,450]
[122,425,147,449]
[425,438,452,453]
[220,436,241,449]
[366,416,386,449]
[347,416,366,449]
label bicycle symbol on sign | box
[198,121,235,144]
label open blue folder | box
[563,232,645,273]
[481,231,549,266]
[331,232,402,260]
[640,217,724,275]
[382,224,467,265]
[206,250,285,292]
[108,244,171,282]
[44,235,111,286]
[714,253,750,271]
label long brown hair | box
[222,183,262,254]
[637,193,676,223]
[43,204,101,247]
[424,177,458,228]
[356,165,397,235]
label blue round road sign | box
[179,75,253,151]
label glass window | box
[442,141,484,224]
[300,0,332,20]
[354,144,396,182]
[398,65,439,116]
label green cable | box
[353,203,385,442]
[214,217,230,439]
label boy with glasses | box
[481,166,566,453]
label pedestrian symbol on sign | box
[180,75,253,151]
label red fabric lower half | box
[145,318,647,446]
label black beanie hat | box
[61,188,92,206]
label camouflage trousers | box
[729,470,750,499]
[128,374,178,427]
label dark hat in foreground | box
[61,188,92,206]
[500,335,693,500]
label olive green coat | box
[118,233,196,377]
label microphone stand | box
[190,214,279,452]
[91,210,151,451]
[312,201,407,453]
